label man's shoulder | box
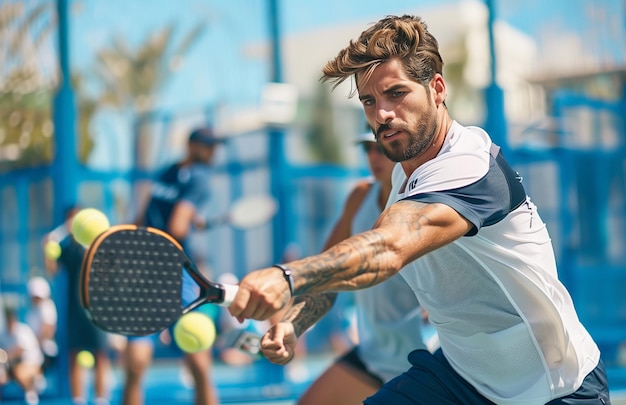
[346,178,375,208]
[182,164,212,189]
[401,123,493,197]
[41,298,57,312]
[442,121,492,156]
[187,163,212,176]
[329,179,377,236]
[15,321,37,337]
[156,162,182,180]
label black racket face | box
[81,226,187,336]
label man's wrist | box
[272,264,295,297]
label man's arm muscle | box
[291,200,473,295]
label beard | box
[377,101,438,162]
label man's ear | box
[431,74,446,106]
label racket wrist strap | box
[273,264,295,297]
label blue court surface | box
[2,356,626,404]
[0,354,333,404]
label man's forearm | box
[291,228,395,296]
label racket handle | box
[220,283,239,306]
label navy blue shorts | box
[364,349,610,405]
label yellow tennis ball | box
[44,240,62,260]
[173,312,216,353]
[76,350,95,368]
[71,208,110,247]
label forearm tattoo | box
[300,231,388,295]
[292,200,438,296]
[282,292,337,336]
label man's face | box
[357,59,438,163]
[189,143,217,164]
[361,141,396,183]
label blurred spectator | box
[0,305,43,405]
[45,206,112,405]
[25,276,58,372]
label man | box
[228,15,610,404]
[294,130,433,405]
[45,206,112,405]
[122,127,222,405]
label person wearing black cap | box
[122,127,223,405]
[140,127,223,235]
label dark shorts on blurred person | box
[337,346,384,387]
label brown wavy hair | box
[321,15,444,94]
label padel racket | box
[205,194,278,229]
[79,225,238,336]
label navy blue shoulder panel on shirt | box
[404,144,526,236]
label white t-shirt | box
[388,121,600,404]
[26,298,58,337]
[0,321,44,367]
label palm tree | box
[0,0,206,172]
[94,22,206,114]
[0,0,57,171]
[88,22,207,168]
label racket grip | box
[220,283,239,306]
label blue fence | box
[1,91,626,400]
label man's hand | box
[261,322,298,365]
[192,215,208,230]
[228,267,292,321]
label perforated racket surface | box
[80,225,237,336]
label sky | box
[69,0,461,112]
[68,0,464,168]
[62,0,625,168]
[68,0,625,110]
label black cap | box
[188,127,222,146]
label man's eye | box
[391,91,404,97]
[362,99,374,106]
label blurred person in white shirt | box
[26,276,58,371]
[0,305,44,405]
